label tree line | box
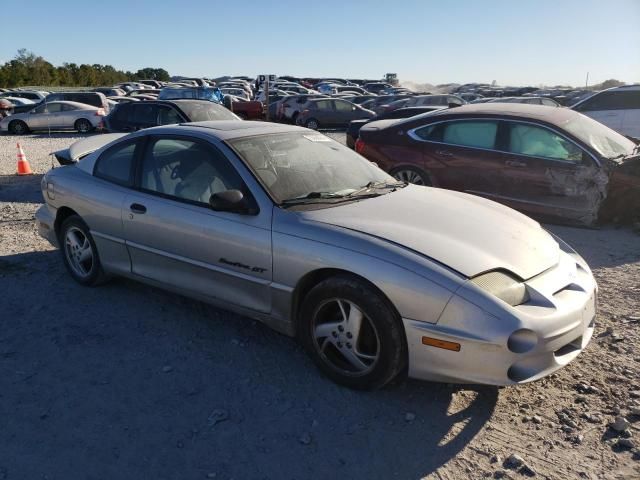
[0,49,170,88]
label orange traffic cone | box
[16,142,33,175]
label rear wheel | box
[299,275,407,390]
[391,167,431,186]
[59,216,109,286]
[305,118,319,130]
[75,118,93,133]
[9,120,28,135]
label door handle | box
[435,150,453,157]
[130,203,147,214]
[505,160,527,168]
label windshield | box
[179,102,238,121]
[227,132,395,203]
[562,114,636,159]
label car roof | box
[607,84,640,91]
[44,100,97,108]
[426,102,574,121]
[146,120,308,140]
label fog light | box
[507,329,538,353]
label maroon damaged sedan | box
[355,103,640,225]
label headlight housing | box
[471,271,529,306]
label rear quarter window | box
[94,140,138,187]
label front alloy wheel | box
[299,275,407,390]
[312,299,380,376]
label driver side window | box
[140,138,245,205]
[506,122,584,163]
[334,101,352,112]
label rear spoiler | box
[53,133,128,165]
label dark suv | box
[104,99,239,132]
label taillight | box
[95,108,106,116]
[301,109,309,116]
[355,138,365,153]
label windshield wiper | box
[280,191,347,205]
[346,181,407,197]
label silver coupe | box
[0,100,105,134]
[36,121,597,389]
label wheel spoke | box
[346,302,364,342]
[78,246,92,262]
[339,347,369,372]
[337,300,349,323]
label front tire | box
[299,275,407,390]
[9,120,28,135]
[75,118,93,133]
[59,216,108,286]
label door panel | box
[27,110,48,129]
[122,135,273,313]
[418,120,505,196]
[123,192,272,313]
[59,111,78,129]
[83,139,141,274]
[495,121,603,224]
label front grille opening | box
[554,335,582,358]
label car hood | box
[300,185,560,279]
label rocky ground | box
[0,131,638,479]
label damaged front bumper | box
[404,252,597,385]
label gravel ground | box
[0,131,639,480]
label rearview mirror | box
[209,189,252,214]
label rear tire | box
[298,275,407,390]
[9,120,28,135]
[58,215,109,286]
[305,118,319,130]
[391,166,431,186]
[75,118,93,133]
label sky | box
[3,0,639,87]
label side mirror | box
[209,189,254,214]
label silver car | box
[0,101,105,134]
[35,122,597,390]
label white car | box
[571,84,640,139]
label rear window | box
[415,120,498,149]
[177,102,239,121]
[576,90,640,111]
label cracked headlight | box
[471,271,529,306]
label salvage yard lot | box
[1,132,639,479]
